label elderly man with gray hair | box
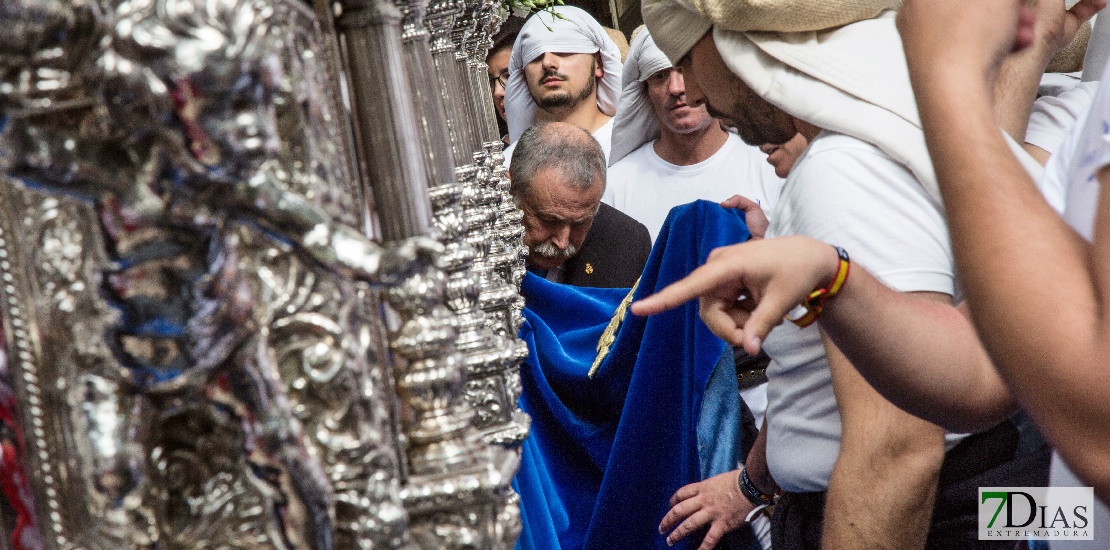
[509,121,650,288]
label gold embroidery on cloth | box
[589,277,640,378]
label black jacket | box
[561,203,651,289]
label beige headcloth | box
[641,0,899,64]
[641,0,1042,204]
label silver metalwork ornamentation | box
[0,0,529,547]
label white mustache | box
[532,241,577,259]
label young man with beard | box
[605,28,783,244]
[502,6,623,164]
[509,121,650,288]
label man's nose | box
[551,225,571,249]
[541,52,559,70]
[668,70,686,96]
[683,74,705,106]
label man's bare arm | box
[819,272,1015,432]
[899,0,1110,498]
[632,237,1015,432]
[822,332,945,550]
[994,0,1089,142]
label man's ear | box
[594,52,604,79]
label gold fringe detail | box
[589,277,640,379]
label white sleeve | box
[772,142,955,296]
[1026,81,1098,156]
[1039,113,1083,214]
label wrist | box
[786,245,850,327]
[738,464,777,507]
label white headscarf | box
[505,6,623,143]
[608,28,672,166]
[642,1,1041,204]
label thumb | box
[720,194,758,210]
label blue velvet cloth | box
[514,201,753,550]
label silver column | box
[336,0,433,241]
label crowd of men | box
[488,0,1110,548]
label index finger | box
[630,260,740,317]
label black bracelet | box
[739,465,776,507]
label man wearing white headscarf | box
[502,6,622,165]
[634,1,1079,549]
[604,27,782,244]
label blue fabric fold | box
[515,200,753,550]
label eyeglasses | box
[488,71,509,90]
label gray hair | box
[509,122,606,200]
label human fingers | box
[697,522,730,550]
[699,296,751,346]
[666,509,714,546]
[669,481,702,507]
[717,195,769,238]
[631,259,743,316]
[737,281,801,355]
[1065,0,1106,38]
[718,194,757,210]
[658,495,701,535]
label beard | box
[535,64,597,110]
[706,97,795,147]
[531,240,577,260]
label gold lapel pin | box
[585,263,594,274]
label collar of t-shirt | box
[645,134,734,176]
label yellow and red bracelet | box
[786,246,850,328]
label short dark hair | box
[509,122,606,200]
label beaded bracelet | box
[786,245,850,328]
[739,465,776,507]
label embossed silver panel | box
[0,0,528,548]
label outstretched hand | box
[658,470,753,550]
[631,236,838,356]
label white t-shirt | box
[503,118,615,168]
[603,133,783,242]
[1037,74,1110,550]
[1026,81,1098,160]
[762,132,961,492]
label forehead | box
[525,168,601,210]
[487,48,511,71]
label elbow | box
[931,396,1019,434]
[847,424,947,482]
